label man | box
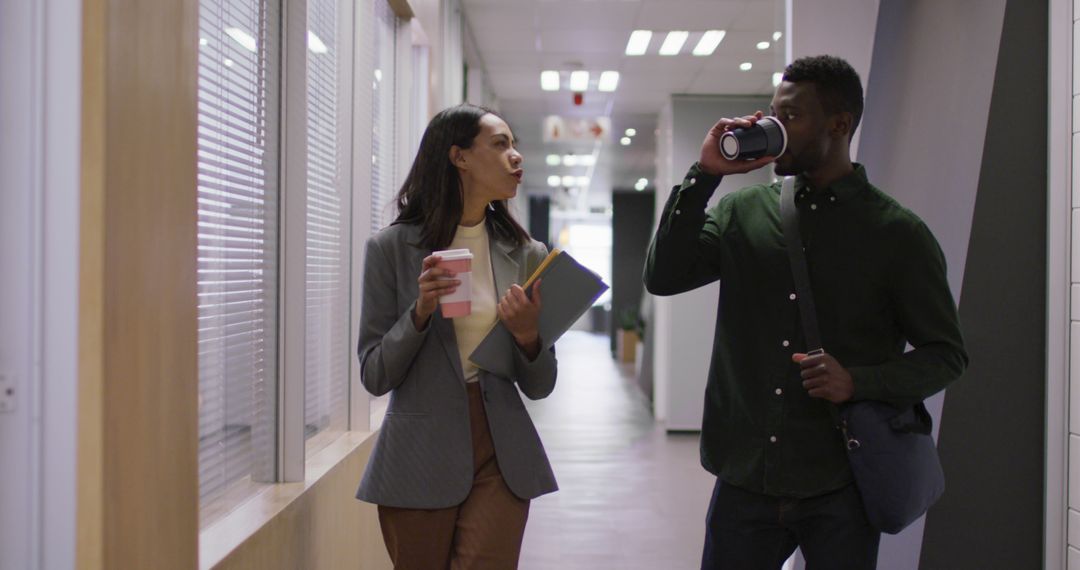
[643,55,968,569]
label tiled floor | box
[518,331,717,570]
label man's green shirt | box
[644,163,968,498]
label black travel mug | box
[718,116,787,160]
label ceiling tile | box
[730,0,784,31]
[464,4,538,32]
[470,27,539,54]
[632,1,747,31]
[538,30,629,55]
[536,2,640,30]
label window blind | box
[196,0,280,517]
[371,0,397,233]
[303,0,350,445]
[363,0,400,428]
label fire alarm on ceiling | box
[573,92,584,106]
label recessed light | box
[739,62,753,71]
[773,31,783,41]
[547,175,561,187]
[598,71,620,92]
[199,38,209,46]
[561,175,576,187]
[546,154,561,166]
[576,176,590,186]
[626,30,652,56]
[659,31,689,56]
[569,71,589,92]
[756,41,770,50]
[563,155,579,167]
[625,128,637,137]
[620,137,632,146]
[772,72,783,87]
[541,70,560,91]
[693,30,726,56]
[579,155,596,167]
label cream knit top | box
[448,221,498,383]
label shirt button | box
[810,203,818,210]
[770,436,778,443]
[775,388,783,396]
[689,177,697,185]
[830,196,836,202]
[675,209,681,215]
[788,293,796,301]
[782,340,790,347]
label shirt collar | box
[794,163,868,204]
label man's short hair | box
[782,55,864,139]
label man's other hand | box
[793,352,855,404]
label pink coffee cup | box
[433,248,473,318]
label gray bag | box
[779,176,945,534]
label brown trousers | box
[378,382,530,570]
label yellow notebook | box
[522,248,561,290]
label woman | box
[355,103,557,569]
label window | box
[564,223,613,307]
[196,0,417,526]
[367,0,400,427]
[371,0,398,233]
[303,0,352,453]
[196,0,281,524]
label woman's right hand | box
[413,254,460,331]
[699,111,777,177]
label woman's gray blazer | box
[354,222,559,509]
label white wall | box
[0,1,39,565]
[40,0,81,566]
[1061,0,1080,567]
[651,95,772,430]
[0,0,81,567]
[1049,0,1072,566]
[787,0,879,159]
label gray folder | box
[469,250,608,378]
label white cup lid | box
[433,248,473,261]
[720,134,740,158]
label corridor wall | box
[651,95,772,430]
[856,1,1044,568]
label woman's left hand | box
[497,279,542,359]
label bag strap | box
[779,177,823,354]
[779,177,857,447]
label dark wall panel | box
[919,0,1048,567]
[528,194,551,249]
[611,191,656,396]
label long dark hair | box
[393,103,530,250]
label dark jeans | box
[701,479,880,570]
